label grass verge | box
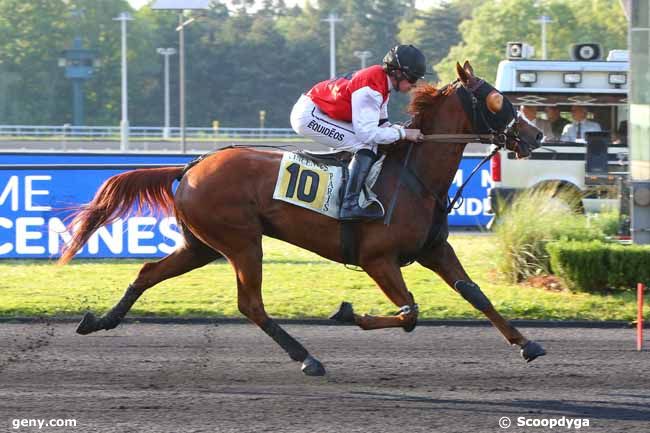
[0,235,644,321]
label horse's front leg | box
[417,240,546,363]
[331,258,419,332]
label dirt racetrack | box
[1,321,648,433]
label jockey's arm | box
[351,87,404,145]
[379,103,391,127]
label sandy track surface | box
[1,322,648,432]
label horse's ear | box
[456,62,470,85]
[462,60,474,76]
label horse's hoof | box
[521,340,546,363]
[403,318,417,333]
[76,312,101,335]
[329,301,355,324]
[301,355,326,376]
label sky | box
[128,0,440,11]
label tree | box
[564,0,627,51]
[435,0,540,83]
[398,2,463,82]
[337,0,409,73]
[449,0,489,20]
[0,0,142,125]
[0,0,70,123]
[128,6,181,126]
[435,0,627,83]
[76,0,144,125]
[0,0,629,129]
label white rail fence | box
[0,125,327,153]
[0,125,298,139]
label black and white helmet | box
[383,45,428,82]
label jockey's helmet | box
[383,45,427,82]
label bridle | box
[385,79,524,223]
[421,79,521,152]
[429,79,523,212]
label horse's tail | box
[59,166,184,265]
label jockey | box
[290,44,428,221]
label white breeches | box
[290,94,377,153]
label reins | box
[396,77,519,216]
[419,132,506,213]
[445,145,499,213]
[421,133,502,143]
[383,135,499,225]
[397,134,501,215]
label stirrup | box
[339,204,384,221]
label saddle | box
[298,146,394,165]
[297,149,353,166]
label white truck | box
[487,43,629,218]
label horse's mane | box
[407,82,457,115]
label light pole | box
[353,50,372,69]
[157,48,176,139]
[113,12,133,152]
[535,15,553,60]
[322,12,343,79]
[175,13,199,153]
[259,110,266,129]
[629,0,650,244]
[178,14,187,152]
[152,0,210,153]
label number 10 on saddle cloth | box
[272,152,385,219]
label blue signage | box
[448,158,494,227]
[0,152,195,165]
[0,153,492,259]
[0,167,183,259]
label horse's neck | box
[413,142,465,199]
[410,110,467,200]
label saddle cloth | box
[272,151,385,219]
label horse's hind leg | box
[331,259,419,332]
[228,241,325,376]
[417,240,546,362]
[77,232,220,335]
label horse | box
[59,61,545,376]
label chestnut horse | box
[60,62,545,376]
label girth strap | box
[340,222,359,266]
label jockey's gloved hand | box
[404,129,424,142]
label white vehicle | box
[487,43,629,217]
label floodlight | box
[563,72,582,85]
[518,72,537,84]
[608,73,627,85]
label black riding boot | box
[339,149,384,221]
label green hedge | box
[493,184,610,282]
[547,240,650,292]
